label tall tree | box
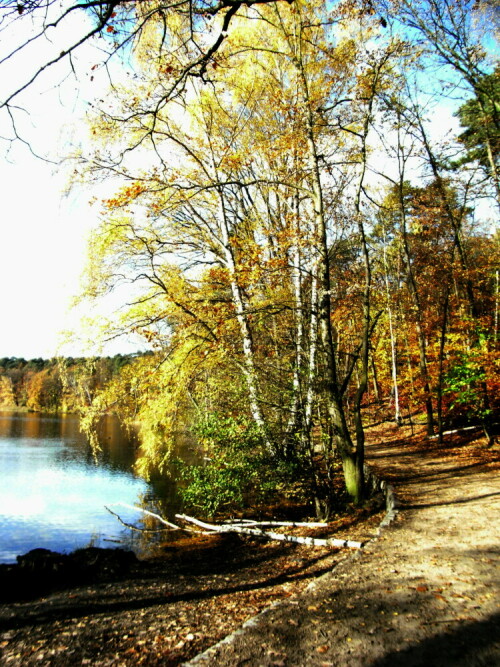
[384,0,499,203]
[454,66,500,200]
[75,0,398,508]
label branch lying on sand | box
[105,504,363,548]
[175,514,364,549]
[105,503,205,534]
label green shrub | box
[179,413,303,517]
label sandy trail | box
[190,431,500,666]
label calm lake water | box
[0,411,185,564]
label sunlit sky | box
[0,110,91,359]
[0,86,116,360]
[0,131,144,360]
[0,7,139,360]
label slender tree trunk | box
[417,115,493,442]
[381,223,401,423]
[295,67,363,505]
[286,189,305,446]
[352,62,382,472]
[352,217,370,481]
[304,255,320,435]
[437,288,450,445]
[495,269,499,348]
[217,187,274,454]
[396,118,434,436]
[370,354,381,403]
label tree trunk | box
[396,121,434,436]
[304,103,364,505]
[286,188,306,446]
[217,186,274,454]
[370,354,381,403]
[382,224,401,424]
[437,289,450,445]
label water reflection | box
[0,411,189,563]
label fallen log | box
[175,514,363,549]
[222,520,328,528]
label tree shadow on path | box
[372,612,500,667]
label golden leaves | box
[105,183,148,210]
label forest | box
[1,0,499,520]
[0,354,146,413]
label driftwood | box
[175,514,363,549]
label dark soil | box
[0,423,498,666]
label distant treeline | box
[0,353,152,413]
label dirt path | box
[189,428,500,666]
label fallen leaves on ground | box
[0,508,385,666]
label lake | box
[0,411,186,564]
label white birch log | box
[428,423,495,438]
[223,520,328,528]
[175,514,363,549]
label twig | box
[108,502,181,529]
[104,505,171,533]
